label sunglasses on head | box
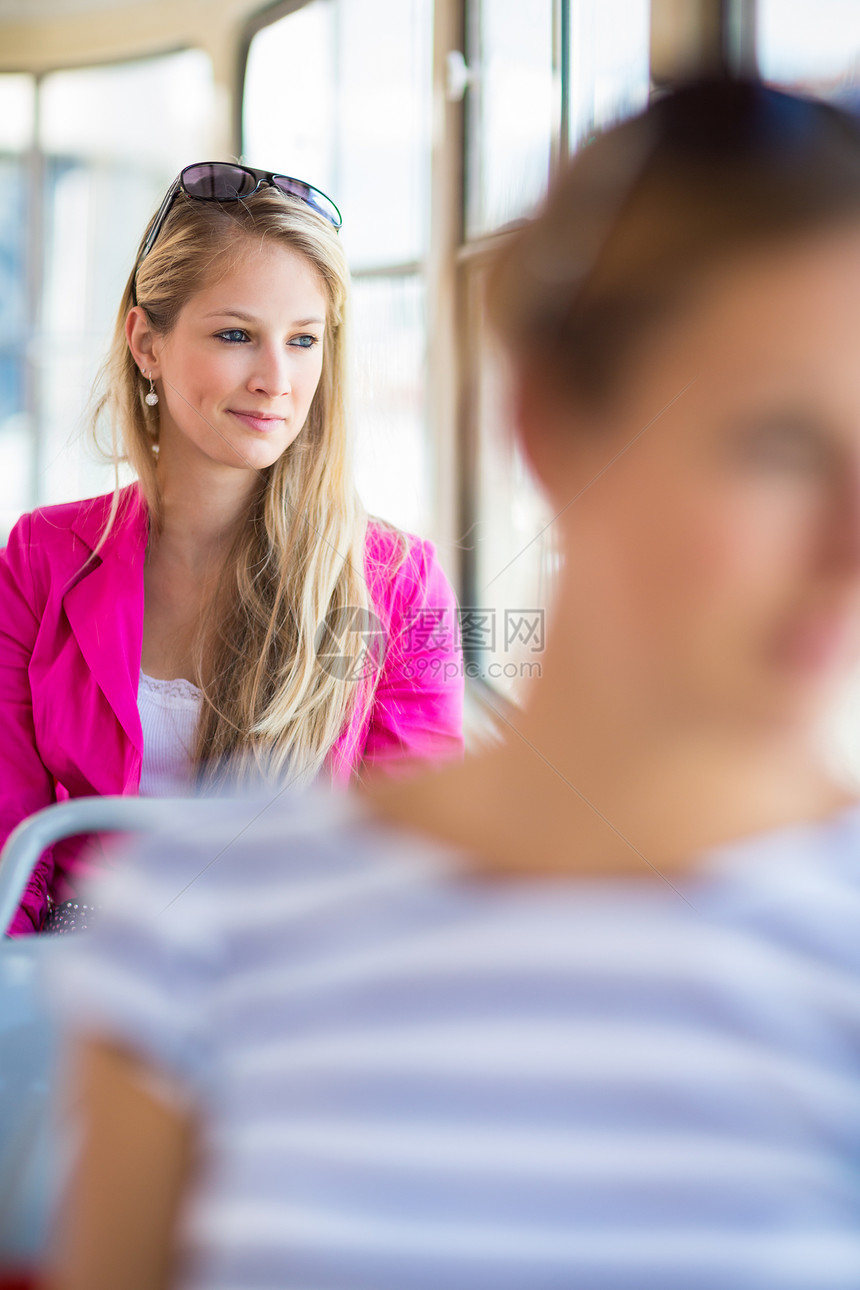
[132,162,342,302]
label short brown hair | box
[488,78,860,402]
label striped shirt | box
[54,793,860,1290]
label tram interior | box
[3,0,860,1284]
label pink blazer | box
[0,486,463,935]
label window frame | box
[0,47,216,521]
[239,0,438,543]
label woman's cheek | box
[663,497,822,687]
[608,491,768,655]
[299,355,325,413]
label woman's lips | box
[229,410,285,434]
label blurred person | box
[0,165,463,936]
[47,79,860,1289]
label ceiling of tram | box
[0,0,143,20]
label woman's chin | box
[207,439,288,475]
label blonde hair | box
[92,185,396,786]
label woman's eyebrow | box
[203,308,325,326]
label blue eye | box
[291,334,320,349]
[216,329,250,344]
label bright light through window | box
[466,0,555,238]
[569,0,651,148]
[0,50,217,522]
[244,0,431,270]
[0,75,34,153]
[243,3,336,197]
[758,0,860,94]
[243,0,433,538]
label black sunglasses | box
[132,162,342,302]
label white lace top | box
[138,671,203,797]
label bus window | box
[0,50,215,530]
[243,0,433,536]
[0,75,33,538]
[758,0,860,106]
[459,0,651,700]
[465,0,554,238]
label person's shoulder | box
[1,486,145,610]
[9,485,139,551]
[364,518,452,612]
[698,800,860,890]
[691,801,860,972]
[1,491,101,593]
[365,517,419,569]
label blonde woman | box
[0,164,463,935]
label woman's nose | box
[248,346,291,398]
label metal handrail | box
[0,797,192,933]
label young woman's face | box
[151,241,328,476]
[538,226,860,735]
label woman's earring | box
[144,371,159,406]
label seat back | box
[0,796,197,1274]
[0,939,57,1273]
[0,796,193,932]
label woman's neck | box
[364,602,852,881]
[140,452,261,682]
[152,450,260,572]
[366,712,848,885]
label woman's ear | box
[125,306,160,378]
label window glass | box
[758,0,860,103]
[34,51,215,509]
[0,75,35,152]
[463,3,652,699]
[466,0,555,238]
[244,0,432,270]
[0,152,29,532]
[0,75,34,534]
[469,274,558,702]
[244,0,433,535]
[569,0,651,149]
[40,51,213,167]
[243,2,336,197]
[352,276,428,534]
